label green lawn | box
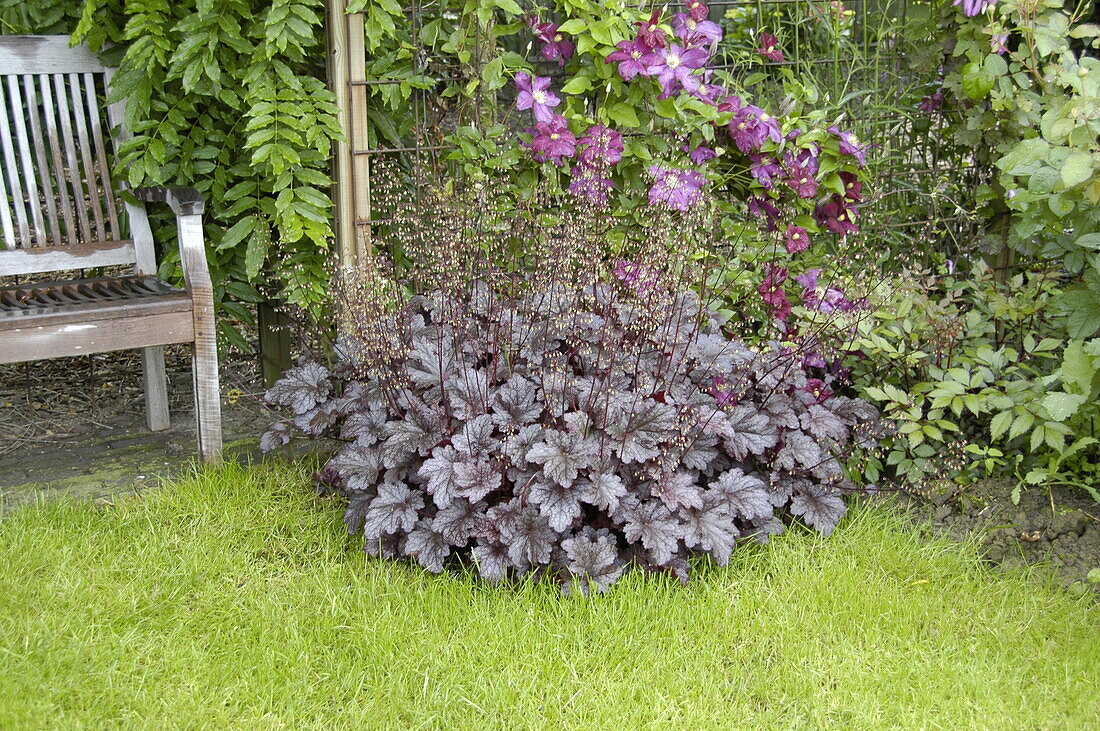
[1,462,1097,728]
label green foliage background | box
[1,0,342,351]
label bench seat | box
[0,275,196,364]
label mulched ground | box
[2,349,1097,596]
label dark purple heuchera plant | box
[261,169,883,593]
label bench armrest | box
[133,186,205,216]
[131,186,211,295]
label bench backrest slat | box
[0,36,140,275]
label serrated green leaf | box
[1041,392,1087,421]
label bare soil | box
[0,347,301,507]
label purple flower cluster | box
[827,125,867,168]
[515,72,560,123]
[728,100,783,153]
[758,264,791,321]
[529,15,575,66]
[605,1,722,101]
[794,269,862,313]
[531,115,575,166]
[953,0,996,17]
[647,165,707,211]
[569,125,624,204]
[756,32,784,62]
[514,74,623,203]
[613,260,660,292]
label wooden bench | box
[0,36,222,461]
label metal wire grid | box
[340,0,976,245]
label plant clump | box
[262,177,882,592]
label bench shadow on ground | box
[0,346,323,508]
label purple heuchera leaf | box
[264,361,331,414]
[711,405,778,460]
[620,500,682,564]
[260,421,293,453]
[417,445,463,509]
[472,540,511,583]
[790,485,847,536]
[503,507,556,566]
[682,493,738,565]
[432,497,484,544]
[340,408,388,446]
[491,374,541,429]
[454,459,503,502]
[578,472,628,512]
[528,477,583,532]
[652,470,704,511]
[363,483,424,539]
[562,528,624,594]
[713,468,773,521]
[404,520,450,573]
[526,429,597,487]
[381,404,443,468]
[801,404,848,444]
[455,413,497,457]
[328,444,382,492]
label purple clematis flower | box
[747,194,782,230]
[919,92,943,113]
[758,264,791,321]
[784,164,819,199]
[749,153,781,189]
[683,144,717,165]
[708,375,739,407]
[839,171,862,202]
[756,32,784,62]
[794,269,852,312]
[828,125,867,168]
[614,260,660,292]
[686,0,710,22]
[785,224,810,254]
[800,378,834,403]
[990,31,1008,55]
[813,195,859,236]
[728,105,783,153]
[647,165,707,210]
[691,80,725,104]
[635,10,667,51]
[515,73,560,124]
[528,17,575,66]
[531,114,576,166]
[671,12,723,48]
[569,164,614,205]
[578,124,624,166]
[795,268,821,291]
[953,0,995,17]
[606,39,654,81]
[647,44,709,99]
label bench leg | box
[192,335,222,462]
[142,346,170,431]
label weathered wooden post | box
[328,0,372,266]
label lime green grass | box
[1,463,1097,728]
